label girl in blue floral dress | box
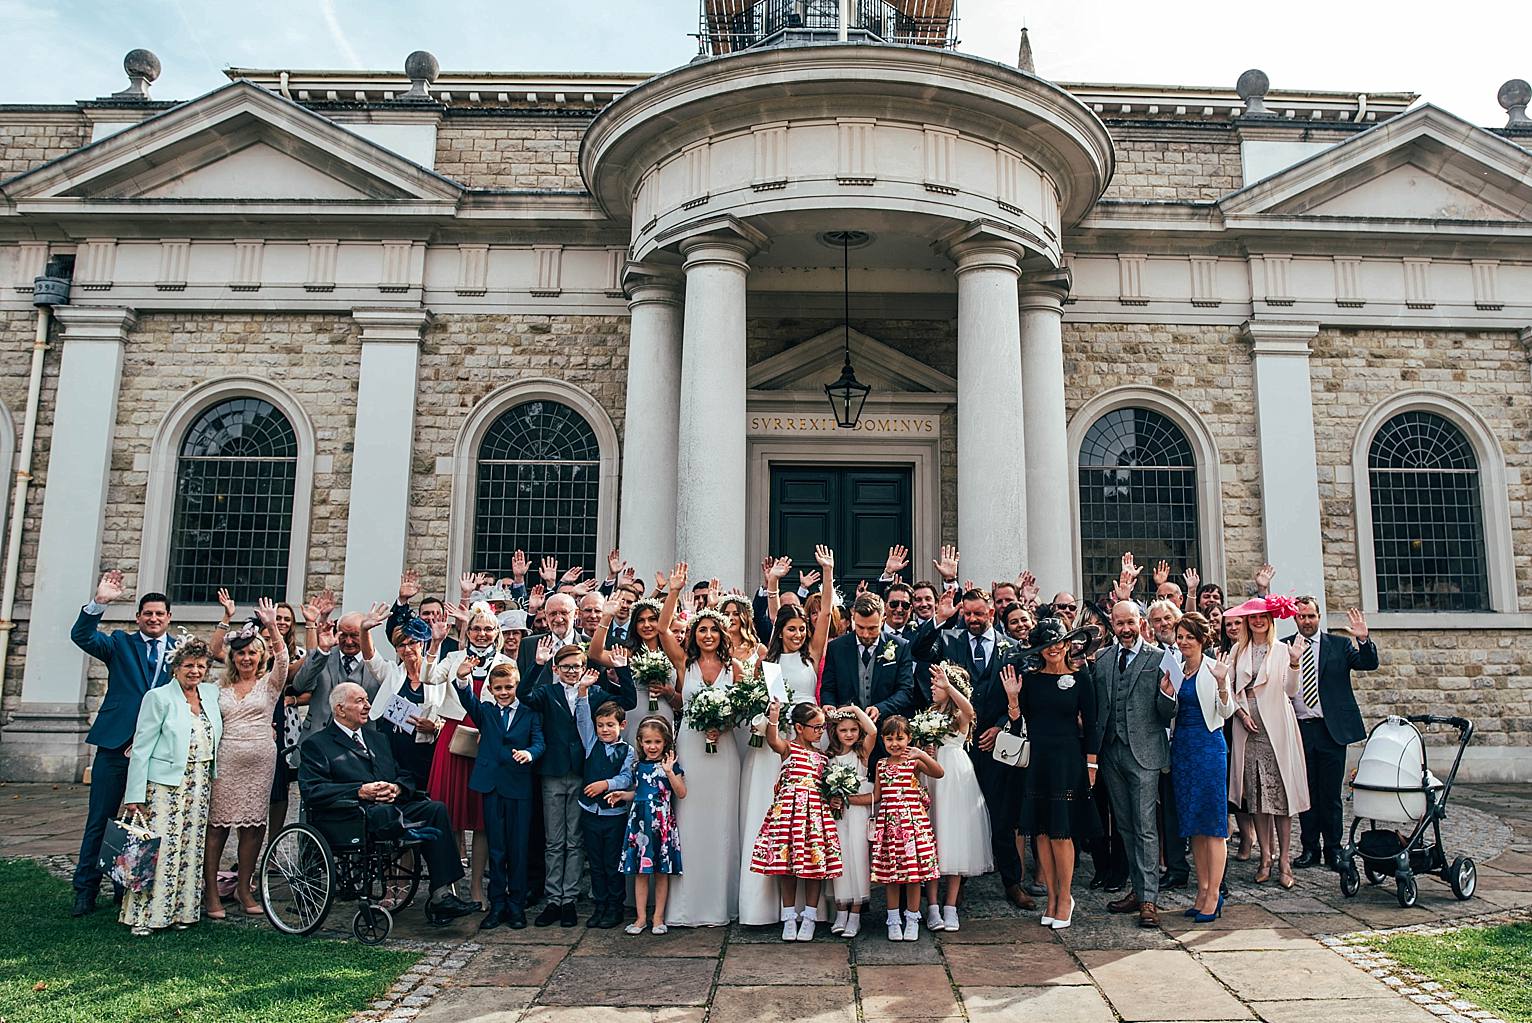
[617,716,687,934]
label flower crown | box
[826,706,859,723]
[938,662,973,699]
[631,597,664,619]
[690,607,730,630]
[716,594,751,613]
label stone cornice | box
[1241,318,1319,356]
[50,304,136,342]
[351,306,431,343]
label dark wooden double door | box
[769,465,913,588]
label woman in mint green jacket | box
[119,637,222,935]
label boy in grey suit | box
[1090,600,1177,928]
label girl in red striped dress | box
[749,701,843,941]
[870,715,945,942]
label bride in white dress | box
[658,563,740,927]
[738,546,839,926]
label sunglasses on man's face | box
[886,600,911,609]
[1055,603,1077,611]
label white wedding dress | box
[927,732,994,877]
[738,661,790,925]
[667,661,740,927]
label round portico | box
[581,43,1113,588]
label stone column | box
[1,307,134,781]
[619,270,684,573]
[1019,275,1074,595]
[952,239,1028,588]
[341,308,431,612]
[1244,319,1326,612]
[676,234,756,585]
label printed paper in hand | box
[1160,646,1183,690]
[380,693,417,733]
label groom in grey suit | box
[1090,600,1177,928]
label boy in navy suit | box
[453,663,545,930]
[575,677,637,929]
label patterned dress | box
[120,711,214,931]
[621,759,684,875]
[870,755,939,884]
[750,745,843,879]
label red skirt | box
[427,717,483,833]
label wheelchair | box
[258,805,424,945]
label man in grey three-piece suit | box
[1089,600,1177,928]
[291,612,381,745]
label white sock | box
[903,910,920,925]
[781,907,798,922]
[833,909,849,931]
[942,905,960,929]
[800,907,817,923]
[887,909,901,925]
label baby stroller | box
[1338,714,1475,908]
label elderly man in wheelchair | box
[259,682,476,943]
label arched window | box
[1367,410,1489,612]
[167,397,299,604]
[1078,407,1200,600]
[473,399,601,578]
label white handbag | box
[993,725,1030,768]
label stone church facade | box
[0,20,1529,781]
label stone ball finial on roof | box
[1236,68,1272,118]
[402,50,440,101]
[1498,78,1531,127]
[112,48,161,99]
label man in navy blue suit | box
[819,592,917,724]
[68,569,177,916]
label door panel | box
[770,465,912,589]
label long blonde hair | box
[1232,612,1274,688]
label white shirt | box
[336,722,368,750]
[968,627,997,664]
[1291,632,1324,720]
[559,682,580,716]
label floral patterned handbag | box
[100,811,160,893]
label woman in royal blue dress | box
[1167,612,1236,921]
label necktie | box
[352,730,370,756]
[1117,647,1130,675]
[1302,642,1320,709]
[861,647,873,670]
[342,655,357,677]
[146,638,160,679]
[501,705,513,732]
[972,636,987,676]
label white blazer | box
[1187,657,1237,734]
[365,655,447,742]
[429,648,515,721]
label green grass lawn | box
[1373,922,1532,1023]
[0,858,421,1023]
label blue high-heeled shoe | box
[1182,906,1199,917]
[1193,892,1225,923]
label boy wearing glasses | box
[522,639,637,925]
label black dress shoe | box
[70,890,97,917]
[1293,850,1321,869]
[534,903,562,927]
[1104,877,1127,893]
[587,905,606,927]
[1323,849,1341,872]
[479,907,504,931]
[426,893,477,925]
[598,905,623,929]
[1160,872,1189,890]
[1088,874,1106,890]
[560,902,579,927]
[507,907,528,929]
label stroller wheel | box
[1365,865,1386,886]
[1339,867,1360,898]
[1395,873,1419,909]
[1448,857,1476,900]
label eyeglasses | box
[1055,603,1077,611]
[800,722,826,732]
[886,600,911,609]
[554,662,584,673]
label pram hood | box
[1351,716,1441,824]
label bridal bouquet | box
[726,659,772,747]
[820,762,861,820]
[684,686,734,754]
[628,648,673,713]
[909,707,955,748]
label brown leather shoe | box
[1005,884,1037,911]
[1138,903,1160,929]
[1107,894,1141,914]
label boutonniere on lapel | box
[1056,674,1077,691]
[996,639,1013,655]
[880,640,898,663]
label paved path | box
[5,780,1530,1022]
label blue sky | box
[1,0,1522,127]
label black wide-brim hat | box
[1011,611,1108,672]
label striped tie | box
[1302,642,1319,709]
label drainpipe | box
[0,263,69,705]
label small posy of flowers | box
[684,686,734,754]
[726,660,772,747]
[820,762,861,820]
[629,648,673,712]
[909,708,954,747]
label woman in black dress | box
[1007,617,1100,931]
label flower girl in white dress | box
[825,703,876,938]
[922,662,993,932]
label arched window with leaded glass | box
[1367,410,1489,612]
[473,399,601,578]
[1077,407,1200,601]
[167,397,299,604]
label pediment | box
[1221,105,1532,222]
[1,80,462,203]
[748,327,956,393]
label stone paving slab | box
[959,985,1118,1023]
[849,929,946,964]
[858,964,963,1020]
[520,1008,706,1023]
[572,925,726,958]
[1250,997,1444,1023]
[1080,949,1254,1021]
[1177,927,1324,952]
[942,941,1089,986]
[710,985,857,1023]
[1199,949,1394,1001]
[719,940,851,985]
[451,945,567,987]
[538,955,716,1006]
[934,916,1060,943]
[413,984,537,1023]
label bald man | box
[292,611,382,744]
[1089,600,1178,928]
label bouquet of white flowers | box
[628,648,673,713]
[727,659,772,747]
[909,707,954,748]
[820,761,861,820]
[684,685,734,754]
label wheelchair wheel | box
[260,823,336,936]
[353,904,392,945]
[381,848,423,911]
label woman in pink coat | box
[1224,596,1309,889]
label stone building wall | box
[432,118,590,190]
[1310,327,1532,745]
[1097,129,1243,201]
[0,115,90,179]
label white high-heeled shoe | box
[1050,898,1075,930]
